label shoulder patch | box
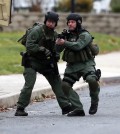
[31,35,36,40]
[79,35,85,40]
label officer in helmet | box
[15,11,73,116]
[56,13,100,116]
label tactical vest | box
[39,25,56,51]
[62,29,99,63]
[30,25,57,61]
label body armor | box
[62,29,99,63]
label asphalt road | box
[0,84,120,134]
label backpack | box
[80,28,99,56]
[17,22,41,46]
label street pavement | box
[1,84,120,134]
[0,52,120,108]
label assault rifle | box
[57,29,70,39]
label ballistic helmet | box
[67,13,82,25]
[44,11,59,26]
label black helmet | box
[44,11,59,26]
[67,13,82,24]
[66,13,82,32]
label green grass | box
[0,32,25,75]
[0,32,120,75]
[92,33,120,54]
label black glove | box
[39,46,46,52]
[39,47,51,57]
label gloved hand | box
[39,46,46,52]
[39,47,51,57]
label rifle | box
[50,51,59,75]
[57,29,70,39]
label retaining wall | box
[1,12,120,36]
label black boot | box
[62,104,73,115]
[15,107,28,116]
[67,109,85,117]
[89,103,98,115]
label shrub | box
[110,0,120,12]
[56,0,93,12]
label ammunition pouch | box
[62,43,99,63]
[62,49,91,63]
[20,52,31,68]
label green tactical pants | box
[62,65,100,110]
[62,81,84,110]
[17,67,70,109]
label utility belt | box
[20,52,52,67]
[20,52,59,75]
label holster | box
[96,69,101,81]
[20,52,31,68]
[83,69,101,81]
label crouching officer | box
[15,11,73,116]
[56,13,100,116]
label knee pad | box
[63,78,74,87]
[86,75,97,83]
[86,75,99,91]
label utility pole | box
[71,0,75,13]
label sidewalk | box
[0,52,120,108]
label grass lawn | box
[0,32,120,75]
[92,33,120,53]
[0,32,25,75]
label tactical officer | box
[15,11,73,116]
[56,13,100,116]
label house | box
[12,0,58,13]
[40,0,58,13]
[93,0,111,13]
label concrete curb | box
[0,83,88,108]
[0,76,120,108]
[101,76,120,84]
